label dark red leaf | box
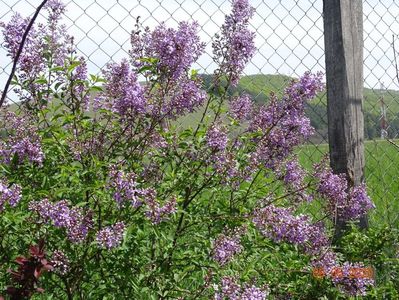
[15,256,27,265]
[34,267,41,279]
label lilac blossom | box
[208,151,239,184]
[98,60,146,117]
[283,158,306,190]
[44,0,69,67]
[347,184,375,220]
[315,166,347,210]
[67,130,105,161]
[248,73,324,169]
[252,204,329,255]
[311,250,338,278]
[51,250,69,275]
[312,254,374,296]
[229,94,253,121]
[279,158,312,203]
[96,222,126,249]
[215,276,241,300]
[130,21,205,80]
[0,14,44,75]
[71,57,90,109]
[0,13,30,59]
[213,0,256,86]
[145,195,177,224]
[212,227,245,265]
[206,124,228,151]
[28,198,53,220]
[0,179,22,211]
[315,166,374,221]
[107,167,147,208]
[285,71,325,103]
[162,77,207,118]
[241,285,269,300]
[0,112,44,165]
[1,2,71,103]
[29,199,93,243]
[45,0,66,24]
[332,262,374,296]
[214,276,268,300]
[129,20,207,119]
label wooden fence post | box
[323,0,368,237]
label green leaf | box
[67,61,81,73]
[90,86,103,92]
[34,78,48,84]
[50,66,65,72]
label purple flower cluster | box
[46,0,66,24]
[311,250,338,277]
[51,250,69,275]
[1,0,71,103]
[229,94,253,121]
[312,254,374,296]
[0,13,29,59]
[332,262,375,296]
[206,124,228,151]
[315,166,374,220]
[347,184,375,220]
[96,222,125,250]
[131,21,205,80]
[212,227,245,265]
[214,276,269,300]
[108,167,176,224]
[248,72,324,169]
[0,179,22,212]
[208,151,239,185]
[107,167,147,208]
[0,14,43,77]
[285,71,325,103]
[213,0,256,86]
[145,195,177,224]
[163,77,207,118]
[129,18,208,119]
[0,112,44,165]
[283,158,306,190]
[97,60,146,117]
[29,199,93,243]
[252,204,329,255]
[71,57,90,109]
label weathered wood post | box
[323,0,368,237]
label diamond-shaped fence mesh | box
[0,0,398,227]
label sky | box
[1,0,399,94]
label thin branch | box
[0,0,49,108]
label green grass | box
[298,140,399,227]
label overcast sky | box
[1,0,399,94]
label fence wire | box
[0,0,399,227]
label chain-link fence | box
[1,0,398,227]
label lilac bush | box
[0,0,377,298]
